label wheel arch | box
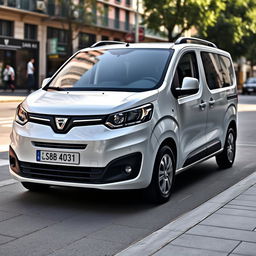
[228,120,237,140]
[157,137,177,168]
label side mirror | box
[175,77,199,97]
[42,77,51,88]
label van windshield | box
[45,48,173,92]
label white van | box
[10,38,237,203]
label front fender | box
[152,115,180,168]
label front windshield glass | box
[46,48,173,92]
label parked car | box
[9,37,238,203]
[242,77,256,94]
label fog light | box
[124,165,132,174]
[9,146,20,174]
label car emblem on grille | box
[55,117,68,130]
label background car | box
[242,77,256,94]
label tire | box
[216,128,236,169]
[145,145,175,204]
[21,182,50,192]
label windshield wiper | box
[46,87,65,91]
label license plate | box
[36,150,80,165]
[248,88,254,92]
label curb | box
[0,97,25,103]
[116,171,256,256]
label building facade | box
[0,0,166,90]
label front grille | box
[32,141,87,150]
[28,113,107,134]
[19,161,104,183]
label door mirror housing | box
[42,77,51,88]
[175,77,199,97]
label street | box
[0,95,255,256]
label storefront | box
[0,37,39,89]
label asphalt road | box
[0,95,255,256]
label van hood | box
[22,89,159,115]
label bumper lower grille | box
[19,161,104,184]
[18,153,142,184]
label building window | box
[47,0,55,16]
[79,32,96,49]
[103,4,109,26]
[47,27,68,44]
[115,0,121,3]
[24,24,38,40]
[125,11,130,31]
[47,27,68,77]
[126,0,131,6]
[7,0,16,7]
[115,8,120,29]
[102,35,109,41]
[0,20,13,37]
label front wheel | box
[216,128,236,169]
[21,182,50,192]
[145,145,175,204]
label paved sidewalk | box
[117,172,256,256]
[0,90,28,103]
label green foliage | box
[200,0,256,60]
[143,0,225,41]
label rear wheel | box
[22,182,50,192]
[145,145,175,204]
[216,128,236,169]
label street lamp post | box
[135,0,139,43]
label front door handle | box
[209,98,216,107]
[199,100,207,110]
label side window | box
[201,52,222,90]
[219,55,234,87]
[172,52,199,91]
[201,52,234,89]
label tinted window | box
[201,52,233,89]
[172,52,199,90]
[219,55,234,87]
[46,49,173,92]
[201,52,222,89]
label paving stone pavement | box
[117,172,256,256]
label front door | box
[171,50,208,168]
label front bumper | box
[243,86,256,93]
[10,120,156,190]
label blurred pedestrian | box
[27,58,35,93]
[3,64,15,92]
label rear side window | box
[201,52,234,90]
[219,55,234,87]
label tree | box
[200,0,256,61]
[53,0,97,56]
[142,0,225,42]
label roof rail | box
[90,41,126,48]
[175,37,217,48]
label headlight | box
[15,104,28,125]
[105,104,153,129]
